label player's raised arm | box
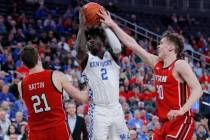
[75,9,88,68]
[102,23,121,54]
[98,9,159,68]
[53,71,88,104]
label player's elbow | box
[113,45,121,54]
[198,86,203,98]
[193,84,203,98]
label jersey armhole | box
[51,71,63,94]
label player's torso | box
[22,70,66,131]
[153,60,191,121]
[82,51,120,105]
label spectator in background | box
[43,14,56,31]
[0,16,7,35]
[19,123,28,140]
[1,101,11,116]
[58,36,70,52]
[9,98,27,121]
[0,110,11,135]
[200,71,210,84]
[129,129,138,140]
[128,110,144,134]
[35,3,48,19]
[194,62,203,78]
[195,124,209,140]
[13,112,27,133]
[0,85,16,105]
[66,102,88,140]
[138,124,149,140]
[3,124,22,140]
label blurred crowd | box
[0,0,210,140]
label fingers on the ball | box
[97,12,104,19]
[100,19,105,23]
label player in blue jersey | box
[75,9,129,140]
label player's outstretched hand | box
[97,8,115,28]
[167,110,184,121]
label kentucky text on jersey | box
[154,75,168,83]
[90,60,112,68]
[28,82,45,91]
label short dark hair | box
[20,46,38,69]
[85,27,106,42]
[162,32,184,57]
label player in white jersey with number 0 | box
[75,10,129,140]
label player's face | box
[157,37,170,59]
[87,36,105,56]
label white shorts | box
[88,103,129,140]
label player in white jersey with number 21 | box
[75,10,129,140]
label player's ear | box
[168,44,175,52]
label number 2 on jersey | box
[31,93,51,113]
[101,68,108,80]
[157,85,164,100]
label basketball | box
[83,2,102,26]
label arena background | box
[0,0,209,139]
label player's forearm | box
[76,28,88,53]
[76,28,88,64]
[109,22,139,50]
[71,90,88,104]
[180,86,203,114]
[109,22,157,67]
[80,91,89,104]
[103,24,121,54]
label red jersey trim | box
[166,116,193,140]
[50,71,63,94]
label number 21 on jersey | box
[31,93,51,113]
[156,85,164,100]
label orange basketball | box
[83,2,102,26]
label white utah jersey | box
[82,51,120,105]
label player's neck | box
[163,54,177,68]
[97,50,105,59]
[29,65,44,74]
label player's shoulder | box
[174,59,190,71]
[52,71,65,80]
[52,70,63,75]
[175,59,188,66]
